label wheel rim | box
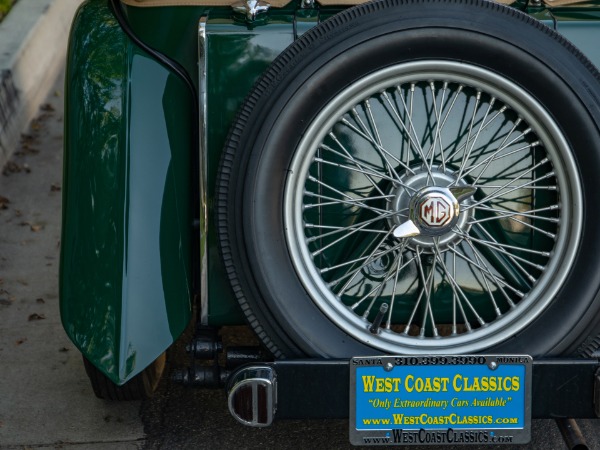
[284,61,582,354]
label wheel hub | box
[388,166,474,251]
[411,187,459,233]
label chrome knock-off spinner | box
[388,168,475,251]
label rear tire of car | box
[217,0,600,358]
[83,353,166,401]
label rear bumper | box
[228,358,600,422]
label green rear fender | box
[60,0,193,384]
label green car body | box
[61,0,600,384]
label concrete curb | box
[0,0,82,169]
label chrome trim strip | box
[198,16,209,325]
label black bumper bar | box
[269,359,600,419]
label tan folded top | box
[544,0,590,5]
[120,0,586,7]
[120,0,360,6]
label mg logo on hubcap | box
[409,188,460,236]
[419,195,453,227]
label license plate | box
[349,355,532,446]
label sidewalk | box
[0,2,148,448]
[0,72,145,450]
[0,0,82,170]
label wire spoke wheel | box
[285,61,581,353]
[218,0,600,358]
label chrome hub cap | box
[388,167,474,251]
[413,188,456,231]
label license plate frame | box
[349,355,532,446]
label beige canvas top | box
[120,0,361,6]
[544,0,592,4]
[120,0,586,8]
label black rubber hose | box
[108,0,199,101]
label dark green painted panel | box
[553,12,600,69]
[122,5,324,325]
[60,0,193,384]
[204,19,297,324]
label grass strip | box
[0,0,17,23]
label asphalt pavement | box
[1,71,600,450]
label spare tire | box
[216,0,600,359]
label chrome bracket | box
[232,0,271,22]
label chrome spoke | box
[404,84,413,168]
[456,227,542,277]
[324,240,410,280]
[464,162,555,210]
[459,240,518,308]
[431,243,473,331]
[321,228,392,276]
[455,91,485,181]
[469,145,543,186]
[454,97,496,183]
[460,129,535,184]
[328,129,397,193]
[320,141,385,175]
[354,101,403,183]
[340,117,415,176]
[305,213,398,242]
[403,247,433,334]
[415,248,439,337]
[468,225,542,281]
[320,142,418,195]
[471,184,557,191]
[306,176,392,215]
[311,221,378,257]
[448,241,523,300]
[469,204,559,225]
[473,203,558,239]
[352,274,388,311]
[443,104,508,165]
[383,88,435,181]
[303,191,391,216]
[501,215,557,239]
[426,81,447,171]
[334,229,395,294]
[433,240,485,327]
[464,235,551,258]
[313,157,403,187]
